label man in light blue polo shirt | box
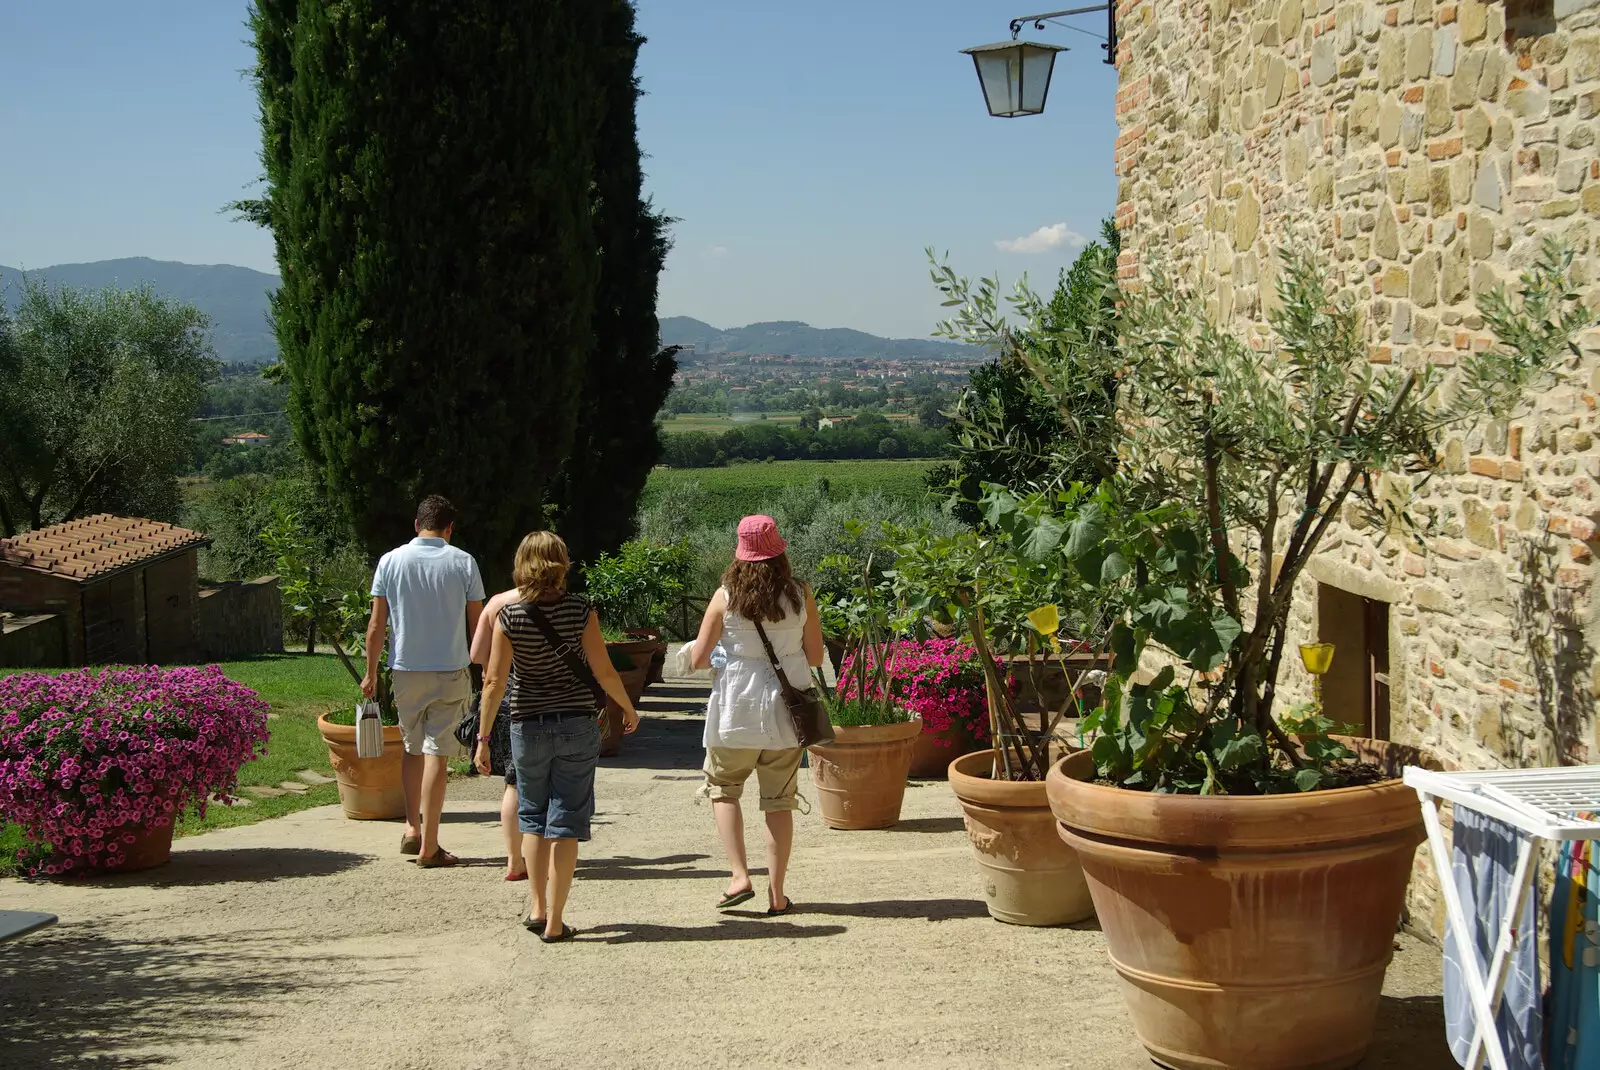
[362,495,485,868]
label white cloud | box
[709,245,730,257]
[994,223,1087,254]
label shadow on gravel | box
[1365,995,1452,1069]
[888,817,966,834]
[0,920,398,1068]
[583,918,846,944]
[599,716,707,771]
[786,898,989,922]
[577,853,742,882]
[86,846,371,888]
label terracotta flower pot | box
[100,818,176,873]
[949,748,1094,926]
[907,718,984,779]
[1045,738,1431,1070]
[624,629,668,684]
[317,714,406,820]
[807,718,922,830]
[600,661,652,757]
[608,637,664,696]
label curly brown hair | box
[722,554,803,623]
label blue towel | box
[1548,837,1600,1070]
[1442,807,1541,1069]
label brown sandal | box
[415,848,459,868]
[400,834,421,856]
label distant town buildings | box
[222,431,269,447]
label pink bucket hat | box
[735,514,788,562]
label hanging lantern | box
[960,39,1068,118]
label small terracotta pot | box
[907,718,984,779]
[1045,737,1432,1070]
[949,748,1094,926]
[600,661,652,757]
[807,718,921,829]
[624,629,668,684]
[101,818,176,873]
[317,714,406,820]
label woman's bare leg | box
[543,837,579,938]
[501,785,525,877]
[714,799,752,898]
[764,809,793,909]
[525,833,548,921]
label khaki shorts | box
[703,746,803,812]
[390,668,471,757]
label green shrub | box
[582,539,694,631]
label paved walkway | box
[0,675,1454,1069]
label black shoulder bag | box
[752,619,835,748]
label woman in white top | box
[685,514,824,916]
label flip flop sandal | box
[766,897,793,916]
[538,924,580,944]
[717,889,756,910]
[415,848,459,869]
[400,834,422,856]
[522,916,546,932]
[504,870,529,882]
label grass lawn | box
[642,457,936,529]
[0,653,357,874]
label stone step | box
[277,780,310,794]
[296,769,336,785]
[242,785,287,798]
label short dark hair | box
[416,495,456,532]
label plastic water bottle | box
[710,643,728,671]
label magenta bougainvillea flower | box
[0,666,270,875]
[838,638,996,745]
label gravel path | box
[0,675,1455,1069]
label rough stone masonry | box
[1111,0,1600,933]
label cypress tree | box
[547,0,675,565]
[246,1,602,577]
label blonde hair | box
[513,531,570,601]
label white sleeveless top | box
[703,585,809,750]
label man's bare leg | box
[401,751,424,842]
[419,754,450,857]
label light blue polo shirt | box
[371,537,486,671]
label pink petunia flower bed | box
[838,637,993,745]
[0,665,270,875]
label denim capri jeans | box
[509,715,601,841]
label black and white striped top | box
[499,593,599,720]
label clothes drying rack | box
[1405,765,1600,1070]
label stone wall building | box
[1111,0,1600,930]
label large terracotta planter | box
[600,659,652,757]
[317,714,406,820]
[1045,738,1431,1070]
[907,718,984,779]
[950,748,1094,926]
[622,629,668,684]
[102,819,176,873]
[807,717,921,829]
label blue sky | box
[0,1,1118,339]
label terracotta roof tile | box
[0,514,211,582]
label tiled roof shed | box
[0,515,212,666]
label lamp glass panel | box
[1019,45,1058,114]
[975,49,1022,117]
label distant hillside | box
[0,258,970,365]
[660,316,973,361]
[0,258,281,364]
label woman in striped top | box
[477,531,638,942]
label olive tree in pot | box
[931,240,1592,1069]
[813,550,921,830]
[890,518,1107,927]
[262,512,406,820]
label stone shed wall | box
[1112,0,1600,934]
